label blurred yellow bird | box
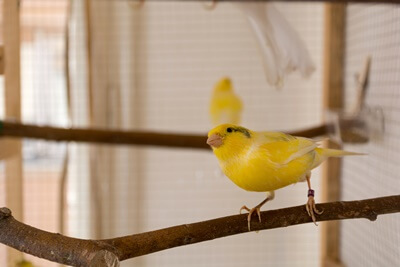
[207,124,363,230]
[209,78,243,126]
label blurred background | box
[0,0,399,266]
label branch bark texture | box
[0,195,399,266]
[0,120,328,150]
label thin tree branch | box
[0,120,329,150]
[1,195,399,266]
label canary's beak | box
[207,134,223,148]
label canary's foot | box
[305,189,323,225]
[240,205,261,231]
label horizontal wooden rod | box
[0,120,329,150]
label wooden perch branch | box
[1,195,399,266]
[0,120,329,150]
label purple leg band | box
[308,189,315,197]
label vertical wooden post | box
[85,0,94,124]
[85,0,103,239]
[3,0,23,265]
[58,0,72,237]
[321,3,346,267]
[0,46,4,74]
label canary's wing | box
[258,132,317,166]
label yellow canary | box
[207,124,363,230]
[209,78,243,126]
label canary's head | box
[213,77,232,93]
[207,124,253,161]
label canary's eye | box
[226,127,233,133]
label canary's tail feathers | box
[316,148,366,157]
[311,148,366,169]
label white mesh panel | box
[341,4,400,267]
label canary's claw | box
[240,205,250,214]
[306,196,323,226]
[240,205,261,231]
